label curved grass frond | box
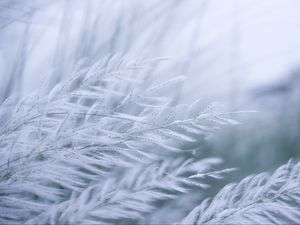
[180,160,300,225]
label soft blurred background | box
[1,0,300,178]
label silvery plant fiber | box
[0,0,300,224]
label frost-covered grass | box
[0,56,238,224]
[1,0,300,224]
[181,160,300,224]
[0,56,300,225]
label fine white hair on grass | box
[0,56,237,224]
[180,159,300,225]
